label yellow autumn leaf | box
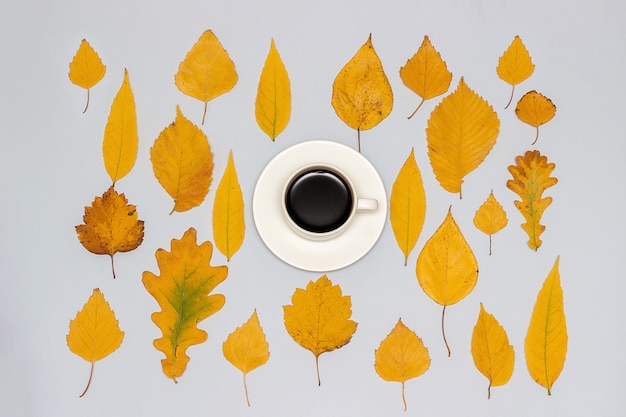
[497,36,535,109]
[283,274,358,385]
[255,38,291,140]
[389,147,426,266]
[471,303,515,399]
[67,288,124,397]
[68,39,106,113]
[426,77,500,198]
[75,187,144,279]
[374,318,430,412]
[213,150,244,261]
[175,29,238,125]
[416,207,478,356]
[150,105,214,214]
[222,310,270,406]
[102,69,137,186]
[142,227,228,382]
[525,256,567,395]
[331,34,393,151]
[473,190,508,255]
[515,90,556,145]
[506,150,557,250]
[400,35,453,118]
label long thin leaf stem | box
[487,380,492,399]
[442,304,451,357]
[407,98,425,119]
[531,126,539,145]
[315,355,321,386]
[202,101,208,125]
[504,85,515,109]
[357,128,361,153]
[109,255,116,279]
[401,381,407,411]
[489,235,493,256]
[243,372,251,406]
[83,88,91,113]
[79,361,95,397]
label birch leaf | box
[67,288,123,397]
[426,77,500,198]
[331,34,393,151]
[506,150,557,250]
[68,39,106,113]
[213,150,245,261]
[400,35,452,118]
[150,106,214,214]
[255,39,291,140]
[525,257,567,395]
[75,187,144,279]
[497,36,535,109]
[473,190,508,255]
[374,318,430,412]
[283,275,358,386]
[389,148,426,266]
[471,303,515,399]
[416,207,478,356]
[515,91,556,145]
[142,227,228,382]
[102,69,137,186]
[222,310,270,406]
[175,30,238,125]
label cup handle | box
[356,198,378,212]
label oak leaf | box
[497,36,535,109]
[471,303,515,399]
[400,35,452,118]
[374,318,430,412]
[68,39,106,113]
[525,257,567,395]
[515,90,556,145]
[426,77,500,198]
[75,187,144,279]
[506,150,557,250]
[255,39,291,140]
[331,34,393,152]
[150,106,214,214]
[222,310,270,406]
[175,30,238,125]
[142,227,228,382]
[213,150,244,261]
[102,69,138,186]
[389,148,426,266]
[416,207,478,356]
[283,274,358,385]
[473,190,508,255]
[67,288,124,397]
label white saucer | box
[252,140,387,272]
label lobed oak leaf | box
[213,150,245,261]
[67,288,124,397]
[142,227,228,382]
[283,274,357,386]
[75,187,144,279]
[473,190,508,255]
[68,39,106,113]
[497,36,535,109]
[515,90,556,145]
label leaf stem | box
[243,372,251,406]
[442,304,451,357]
[407,98,425,119]
[487,380,492,399]
[401,381,407,411]
[109,255,116,279]
[83,88,91,113]
[357,128,361,153]
[79,360,95,397]
[531,126,539,145]
[489,235,493,256]
[315,355,321,386]
[202,101,208,125]
[504,85,515,109]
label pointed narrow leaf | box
[473,190,508,255]
[497,36,535,108]
[213,150,245,261]
[68,39,106,112]
[525,257,567,395]
[515,91,556,145]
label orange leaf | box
[515,91,556,145]
[497,36,535,109]
[473,190,508,255]
[68,39,106,113]
[75,187,144,278]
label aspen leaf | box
[175,30,238,125]
[426,77,500,198]
[67,288,123,397]
[416,207,478,356]
[374,318,430,412]
[497,36,535,109]
[471,303,515,399]
[389,147,426,266]
[102,69,138,186]
[68,39,106,113]
[525,256,567,395]
[506,150,557,251]
[400,35,453,118]
[75,187,144,279]
[515,91,556,145]
[142,227,228,382]
[213,150,244,261]
[331,34,393,152]
[150,106,214,214]
[222,310,270,406]
[473,190,508,255]
[255,38,291,140]
[283,274,357,386]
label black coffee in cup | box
[285,169,353,233]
